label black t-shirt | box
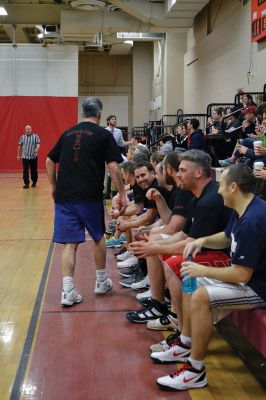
[132,179,159,209]
[225,196,266,301]
[168,186,194,218]
[183,181,231,239]
[47,122,123,202]
[243,121,256,138]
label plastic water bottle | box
[182,255,197,294]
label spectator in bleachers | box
[175,123,188,149]
[206,108,223,135]
[130,134,147,150]
[159,135,177,154]
[236,92,257,112]
[242,93,257,108]
[219,106,259,166]
[219,106,242,157]
[256,102,266,120]
[254,164,266,180]
[155,164,266,392]
[187,119,205,150]
[241,106,257,138]
[223,106,242,135]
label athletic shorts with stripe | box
[161,252,266,323]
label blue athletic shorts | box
[53,202,105,244]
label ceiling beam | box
[0,5,66,25]
[3,24,29,43]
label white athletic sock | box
[188,356,204,371]
[63,276,74,293]
[180,334,192,347]
[96,268,107,282]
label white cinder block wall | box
[184,0,266,112]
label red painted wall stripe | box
[0,96,78,172]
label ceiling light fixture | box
[0,6,8,16]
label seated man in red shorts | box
[155,163,266,391]
[128,150,231,326]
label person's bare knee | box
[191,288,210,312]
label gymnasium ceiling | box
[0,0,209,53]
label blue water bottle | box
[182,255,197,293]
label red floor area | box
[23,242,191,400]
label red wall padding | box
[0,96,78,172]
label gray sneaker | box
[119,268,144,288]
[119,264,140,278]
[94,277,113,294]
[61,288,83,306]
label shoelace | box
[170,363,189,378]
[169,337,181,348]
[166,333,178,346]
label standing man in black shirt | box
[46,97,127,306]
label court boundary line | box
[10,242,54,400]
[43,309,135,314]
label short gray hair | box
[82,97,103,118]
[181,149,212,177]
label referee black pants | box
[22,158,38,185]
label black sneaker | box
[119,268,144,288]
[23,184,29,189]
[31,183,36,187]
[138,294,170,307]
[125,299,168,323]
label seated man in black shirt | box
[128,150,230,327]
[116,161,160,271]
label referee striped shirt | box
[18,134,41,159]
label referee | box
[17,125,41,189]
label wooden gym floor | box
[0,173,265,400]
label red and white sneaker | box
[150,337,191,364]
[157,360,207,391]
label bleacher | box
[132,84,266,164]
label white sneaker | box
[61,288,83,306]
[117,256,138,268]
[150,340,169,353]
[94,277,113,294]
[150,333,179,352]
[136,288,151,300]
[151,337,191,364]
[156,360,207,391]
[147,314,178,331]
[131,275,150,290]
[116,250,133,261]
